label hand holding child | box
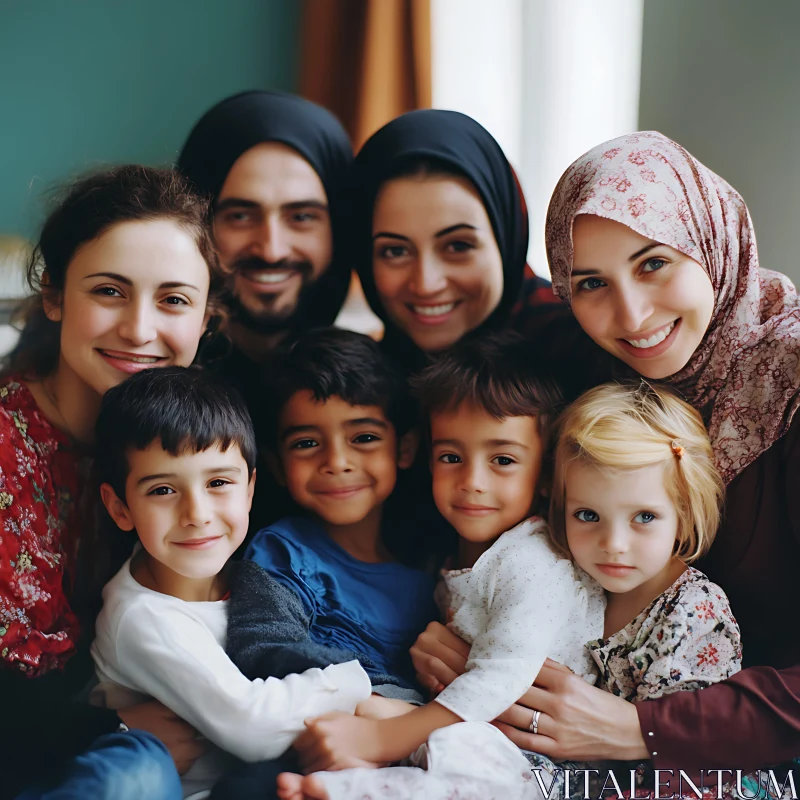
[118,700,207,774]
[492,659,648,761]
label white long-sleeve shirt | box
[91,559,372,763]
[435,517,605,722]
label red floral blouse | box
[0,376,88,677]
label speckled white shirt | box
[435,517,606,722]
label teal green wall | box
[0,0,300,239]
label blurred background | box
[2,0,799,346]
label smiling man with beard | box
[177,91,353,390]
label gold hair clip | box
[671,439,685,460]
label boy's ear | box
[266,451,285,486]
[100,483,135,532]
[397,429,420,470]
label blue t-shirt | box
[244,517,437,688]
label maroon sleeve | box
[636,413,800,774]
[636,664,800,773]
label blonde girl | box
[550,380,733,673]
[529,381,750,799]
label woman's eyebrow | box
[373,231,410,242]
[83,272,200,291]
[572,241,663,277]
[160,281,201,291]
[373,223,478,242]
[435,223,476,238]
[628,242,661,261]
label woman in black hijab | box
[350,110,611,571]
[350,109,571,378]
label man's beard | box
[230,256,315,335]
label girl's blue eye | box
[493,456,515,466]
[164,296,187,306]
[633,511,657,524]
[574,509,599,522]
[641,258,666,273]
[209,479,230,488]
[577,277,606,292]
[438,453,461,464]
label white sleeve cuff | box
[320,660,373,709]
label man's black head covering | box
[177,90,354,332]
[350,109,529,372]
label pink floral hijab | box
[547,131,800,484]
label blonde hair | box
[549,382,724,564]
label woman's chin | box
[407,319,479,353]
[408,330,461,353]
[616,351,690,380]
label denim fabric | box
[16,730,181,800]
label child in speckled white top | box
[277,333,606,800]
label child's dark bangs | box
[148,402,255,474]
[454,375,546,421]
[160,432,241,461]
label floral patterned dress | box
[527,567,784,799]
[0,376,87,676]
[590,567,741,701]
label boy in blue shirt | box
[227,328,436,693]
[215,329,437,798]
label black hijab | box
[177,90,354,332]
[350,109,529,373]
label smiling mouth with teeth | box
[410,302,458,318]
[244,271,295,285]
[624,320,677,349]
[99,351,161,363]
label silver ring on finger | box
[529,709,541,735]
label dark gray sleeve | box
[226,559,366,680]
[372,684,425,704]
